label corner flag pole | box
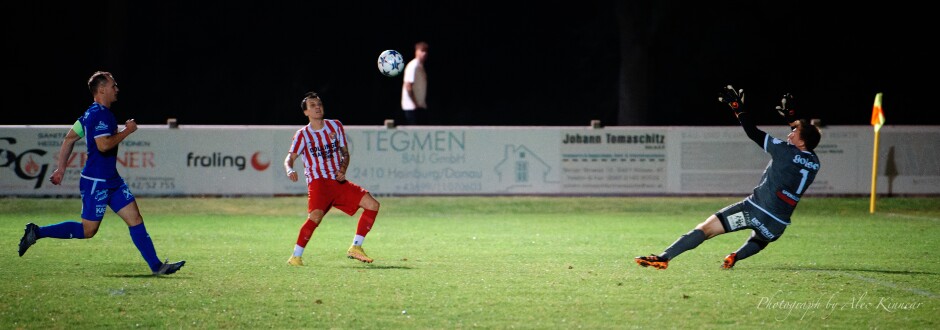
[869,93,885,214]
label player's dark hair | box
[415,41,429,51]
[87,71,112,95]
[300,91,319,110]
[799,119,821,151]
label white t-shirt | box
[401,58,427,110]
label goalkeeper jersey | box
[746,132,820,225]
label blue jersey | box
[738,113,821,225]
[78,102,123,186]
[747,133,820,224]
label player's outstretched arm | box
[736,109,767,147]
[49,125,82,185]
[718,85,765,147]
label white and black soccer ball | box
[377,49,405,77]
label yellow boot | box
[346,245,373,263]
[287,256,304,266]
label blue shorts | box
[715,200,787,242]
[80,177,135,221]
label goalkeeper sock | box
[294,219,319,257]
[661,229,706,260]
[733,236,769,261]
[39,221,85,239]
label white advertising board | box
[2,125,937,196]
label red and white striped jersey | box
[289,120,348,182]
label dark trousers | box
[402,108,425,125]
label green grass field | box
[2,196,938,329]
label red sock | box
[296,219,319,248]
[356,209,378,237]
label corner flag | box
[871,92,885,130]
[870,92,885,214]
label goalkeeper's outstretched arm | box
[737,111,767,148]
[718,85,766,148]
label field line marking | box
[831,271,940,299]
[882,213,940,221]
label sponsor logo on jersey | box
[777,190,799,206]
[96,121,109,132]
[792,154,820,170]
[309,142,338,159]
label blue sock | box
[128,223,162,272]
[38,221,85,239]
[661,229,706,260]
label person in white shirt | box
[401,41,429,125]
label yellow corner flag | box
[870,92,885,214]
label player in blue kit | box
[635,85,821,269]
[18,71,185,275]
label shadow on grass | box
[105,274,188,278]
[344,265,413,270]
[772,266,940,276]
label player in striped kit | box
[635,85,821,270]
[284,91,381,265]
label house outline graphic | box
[494,145,551,190]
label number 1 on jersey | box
[796,169,809,194]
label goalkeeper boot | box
[153,259,186,275]
[18,223,40,257]
[635,255,668,270]
[721,253,737,269]
[347,245,373,263]
[287,256,304,266]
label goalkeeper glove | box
[775,93,799,123]
[718,85,745,114]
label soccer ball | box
[377,50,405,77]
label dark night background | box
[4,1,932,127]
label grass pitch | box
[2,196,939,328]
